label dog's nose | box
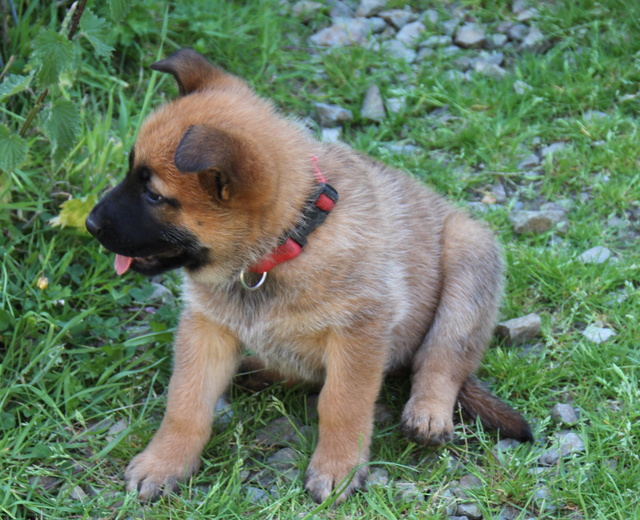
[85,213,102,237]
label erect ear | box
[150,49,226,96]
[174,125,242,202]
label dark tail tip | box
[458,376,534,443]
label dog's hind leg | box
[401,212,503,445]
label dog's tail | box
[457,376,534,442]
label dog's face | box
[86,50,308,279]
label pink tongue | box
[114,254,134,275]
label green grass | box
[1,0,639,518]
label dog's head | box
[86,49,311,279]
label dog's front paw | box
[401,395,454,446]
[304,452,367,504]
[124,446,200,501]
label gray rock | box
[321,127,341,142]
[577,246,611,264]
[512,0,530,14]
[383,39,417,63]
[308,18,371,47]
[440,17,461,36]
[533,486,558,511]
[329,0,354,20]
[395,481,425,502]
[105,418,128,443]
[369,16,388,33]
[367,467,389,487]
[454,23,486,48]
[396,21,425,47]
[495,438,521,451]
[416,47,435,62]
[492,182,507,203]
[456,502,483,519]
[459,474,483,489]
[385,96,406,114]
[584,110,608,122]
[521,26,545,51]
[29,475,62,491]
[149,281,175,303]
[540,141,567,157]
[453,55,474,71]
[379,8,417,30]
[582,324,615,344]
[292,1,324,22]
[355,0,386,17]
[246,486,270,504]
[255,416,302,447]
[513,80,533,94]
[314,102,353,126]
[497,505,521,520]
[509,210,568,234]
[517,153,540,170]
[539,431,586,465]
[517,8,539,22]
[486,33,509,49]
[507,23,529,41]
[423,9,439,25]
[551,404,579,426]
[361,84,386,121]
[496,313,541,345]
[69,485,87,501]
[383,142,421,155]
[214,396,234,426]
[473,60,506,79]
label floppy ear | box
[174,125,242,202]
[150,49,226,96]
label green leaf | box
[108,0,131,22]
[79,11,114,58]
[31,29,78,88]
[0,73,33,101]
[0,125,29,172]
[49,195,98,231]
[43,99,81,156]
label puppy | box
[86,49,532,504]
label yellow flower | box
[37,276,49,290]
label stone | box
[512,0,530,14]
[440,17,461,36]
[383,40,417,63]
[517,153,540,170]
[584,110,608,122]
[454,23,486,48]
[473,60,506,79]
[246,486,270,504]
[321,127,341,142]
[551,403,579,425]
[361,84,386,121]
[329,0,353,20]
[507,23,529,41]
[355,0,386,18]
[577,246,611,264]
[396,21,425,47]
[255,416,302,447]
[456,502,483,519]
[314,102,353,126]
[495,313,541,345]
[214,397,234,427]
[423,9,439,25]
[420,35,453,49]
[383,142,421,155]
[291,1,324,22]
[582,325,615,344]
[379,8,417,30]
[509,209,568,234]
[486,33,508,49]
[308,18,371,47]
[459,474,483,489]
[369,17,387,33]
[70,485,87,501]
[517,8,539,22]
[395,481,425,502]
[385,96,406,114]
[367,467,389,487]
[540,141,567,157]
[521,26,545,51]
[513,80,533,94]
[495,438,521,451]
[539,431,586,465]
[105,418,128,443]
[533,487,557,511]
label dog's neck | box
[247,157,338,275]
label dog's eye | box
[144,186,163,203]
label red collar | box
[247,157,338,274]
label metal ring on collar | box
[239,270,267,291]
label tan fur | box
[110,50,532,503]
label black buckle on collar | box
[288,182,338,248]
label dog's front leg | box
[304,330,386,504]
[125,309,240,501]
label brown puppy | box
[86,49,532,504]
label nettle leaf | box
[108,0,131,23]
[0,124,29,172]
[43,99,81,156]
[49,195,98,231]
[32,29,78,88]
[0,73,33,101]
[79,11,114,58]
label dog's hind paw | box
[400,396,455,446]
[304,457,367,504]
